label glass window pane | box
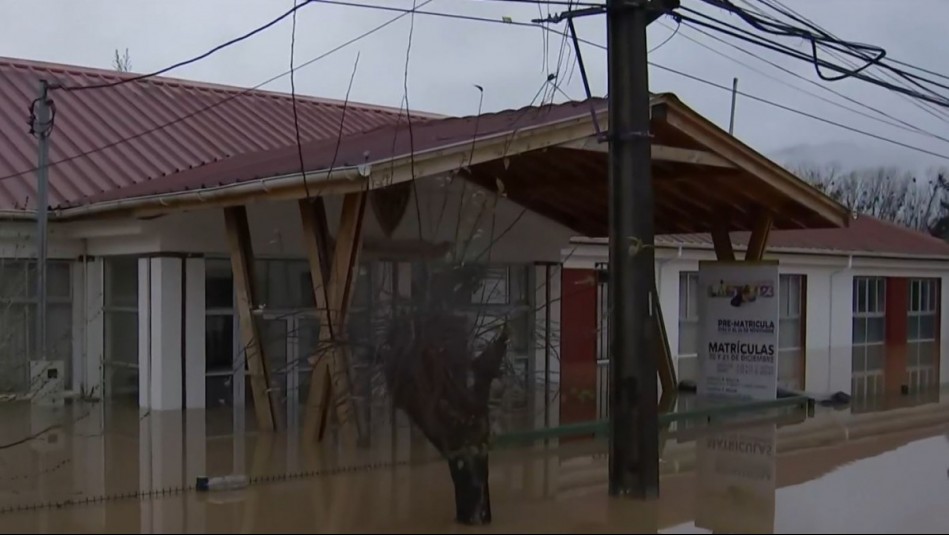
[856,278,867,313]
[509,265,529,305]
[851,346,863,372]
[908,343,921,367]
[852,317,866,344]
[0,304,29,393]
[877,279,886,312]
[472,267,509,305]
[868,280,879,313]
[910,280,920,312]
[47,303,72,362]
[48,262,71,299]
[908,316,920,341]
[205,259,233,309]
[351,264,373,309]
[678,274,689,320]
[779,318,800,349]
[0,261,26,299]
[687,274,699,320]
[678,321,698,355]
[867,317,885,343]
[919,341,936,366]
[866,344,884,371]
[106,311,138,365]
[205,375,234,409]
[780,275,790,317]
[206,315,234,372]
[920,315,935,340]
[790,276,802,316]
[105,258,138,308]
[253,260,269,307]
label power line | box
[691,1,949,101]
[648,60,949,162]
[665,20,949,145]
[59,0,318,92]
[751,0,949,124]
[0,0,435,184]
[674,8,949,108]
[7,0,948,188]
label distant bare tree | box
[112,48,132,73]
[795,163,948,232]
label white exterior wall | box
[565,243,949,396]
[37,175,575,411]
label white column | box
[151,257,183,410]
[138,258,152,409]
[185,257,206,409]
[81,257,105,399]
[804,268,834,393]
[941,275,949,385]
[827,272,854,394]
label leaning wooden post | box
[745,211,774,262]
[224,206,279,431]
[301,192,368,443]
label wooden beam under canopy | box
[224,205,279,431]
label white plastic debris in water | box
[196,474,249,492]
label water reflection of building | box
[695,425,776,534]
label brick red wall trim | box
[560,268,597,426]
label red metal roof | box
[654,215,949,258]
[70,97,609,206]
[0,56,431,210]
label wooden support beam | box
[558,138,736,169]
[301,192,368,443]
[652,284,677,396]
[745,210,774,262]
[711,225,735,262]
[224,206,279,431]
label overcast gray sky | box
[4,0,949,171]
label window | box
[677,272,700,357]
[104,257,139,402]
[778,274,804,390]
[907,278,939,392]
[852,277,886,404]
[0,259,73,395]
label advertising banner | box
[697,261,779,400]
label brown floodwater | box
[0,401,947,533]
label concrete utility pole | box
[33,80,52,362]
[606,0,677,499]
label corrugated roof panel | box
[656,215,949,258]
[0,56,425,210]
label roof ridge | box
[0,55,438,118]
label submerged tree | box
[377,263,509,525]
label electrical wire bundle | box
[680,0,949,109]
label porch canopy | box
[57,93,850,234]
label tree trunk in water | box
[447,452,491,525]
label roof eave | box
[653,98,851,230]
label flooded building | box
[0,57,851,440]
[564,215,949,417]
